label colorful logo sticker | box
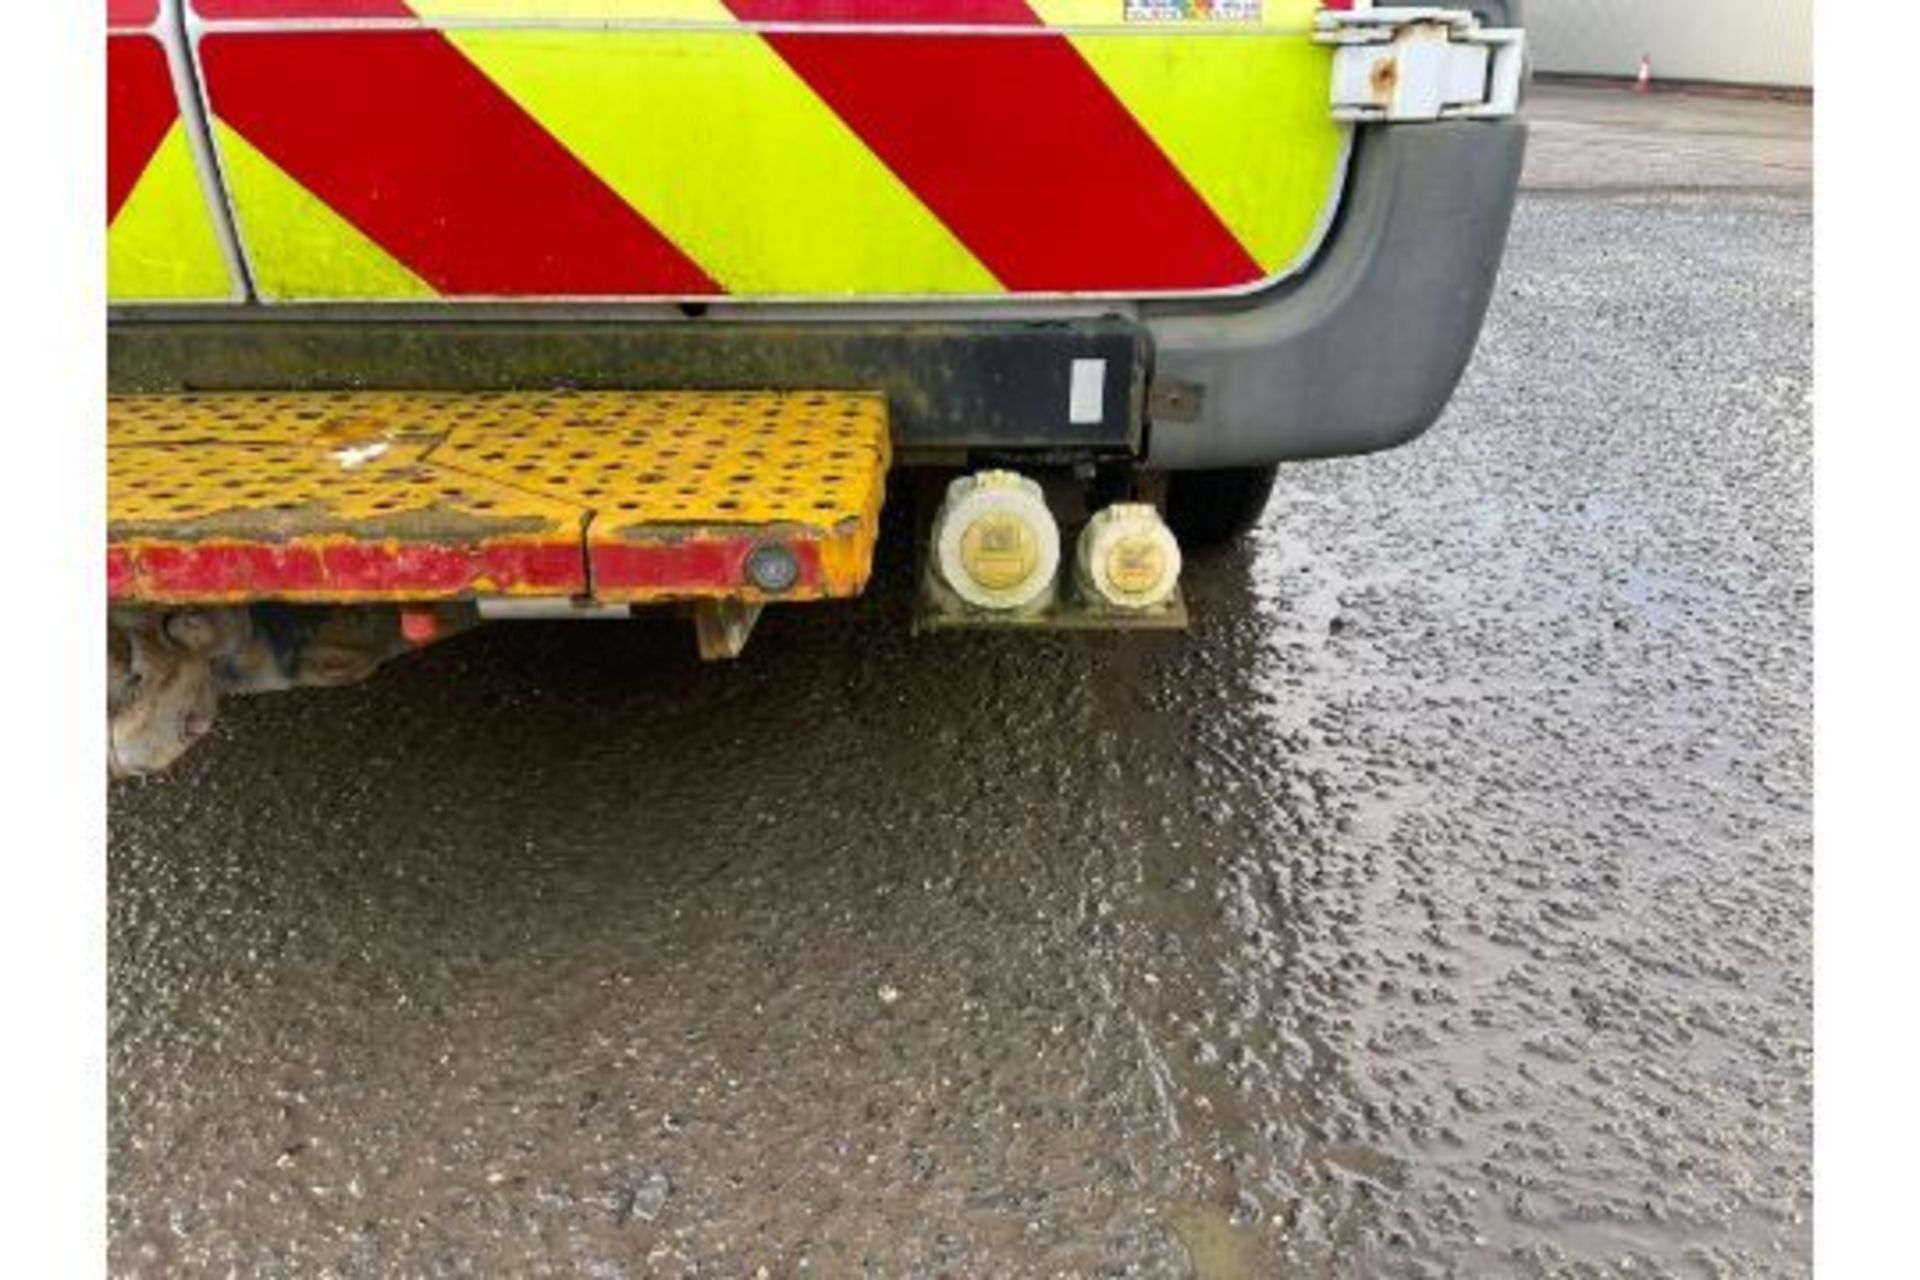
[1124,0,1265,20]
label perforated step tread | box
[108,390,889,604]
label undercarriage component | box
[108,603,475,777]
[692,600,764,662]
[1164,465,1279,554]
[109,610,223,778]
[915,573,1188,635]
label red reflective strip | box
[107,36,178,223]
[108,0,161,27]
[109,539,588,601]
[108,547,137,597]
[108,537,836,601]
[726,0,1037,22]
[726,1,1263,292]
[192,1,417,18]
[200,30,721,296]
[592,537,824,596]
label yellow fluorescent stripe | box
[1032,0,1346,273]
[212,120,435,302]
[442,21,1001,295]
[108,124,235,303]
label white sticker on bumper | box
[1070,359,1108,426]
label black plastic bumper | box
[1143,118,1527,468]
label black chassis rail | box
[108,317,1150,459]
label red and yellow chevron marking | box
[178,0,1346,301]
[108,18,239,303]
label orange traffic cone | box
[1636,55,1651,92]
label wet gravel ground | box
[109,104,1813,1278]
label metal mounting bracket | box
[1317,6,1526,123]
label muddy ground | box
[109,86,1813,1278]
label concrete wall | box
[1525,0,1812,90]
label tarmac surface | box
[108,86,1814,1278]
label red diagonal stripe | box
[192,1,416,18]
[727,0,1037,22]
[107,37,178,223]
[728,0,1262,293]
[108,0,160,27]
[199,29,720,296]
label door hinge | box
[1316,6,1526,123]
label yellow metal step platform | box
[108,390,890,605]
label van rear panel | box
[110,1,1351,305]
